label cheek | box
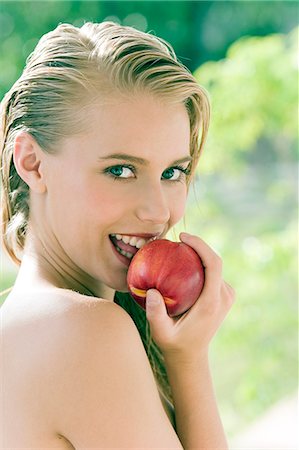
[86,184,187,224]
[169,187,188,223]
[86,186,129,220]
[60,175,188,228]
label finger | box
[179,232,223,293]
[145,289,174,328]
[221,281,236,308]
[226,281,236,305]
[224,281,236,296]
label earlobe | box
[13,131,47,194]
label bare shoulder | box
[45,294,182,449]
[2,287,119,381]
[3,289,181,447]
[1,287,111,327]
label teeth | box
[128,236,138,246]
[136,238,146,248]
[111,234,150,249]
[114,245,134,259]
[122,235,130,244]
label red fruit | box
[127,239,205,317]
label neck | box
[13,229,115,302]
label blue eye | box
[103,164,190,182]
[104,165,136,179]
[162,167,188,181]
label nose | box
[135,182,171,225]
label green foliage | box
[0,265,16,306]
[194,27,298,174]
[211,218,297,435]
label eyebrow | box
[98,153,192,166]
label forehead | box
[81,94,191,155]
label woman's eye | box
[162,167,188,181]
[104,164,189,182]
[105,165,135,179]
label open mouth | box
[109,234,140,260]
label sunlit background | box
[0,1,298,448]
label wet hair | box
[0,21,210,404]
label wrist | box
[163,348,210,370]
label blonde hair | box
[0,21,210,404]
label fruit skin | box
[127,239,205,317]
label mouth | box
[109,235,138,260]
[108,233,161,261]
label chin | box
[104,276,129,295]
[114,283,130,293]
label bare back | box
[1,288,177,449]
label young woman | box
[1,21,235,449]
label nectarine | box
[127,239,205,317]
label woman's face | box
[39,94,191,293]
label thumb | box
[146,288,169,322]
[145,289,175,350]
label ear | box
[13,131,47,194]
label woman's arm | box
[164,352,228,449]
[146,232,235,450]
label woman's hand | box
[145,232,236,364]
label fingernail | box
[147,290,160,307]
[180,232,191,239]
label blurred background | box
[0,1,298,448]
